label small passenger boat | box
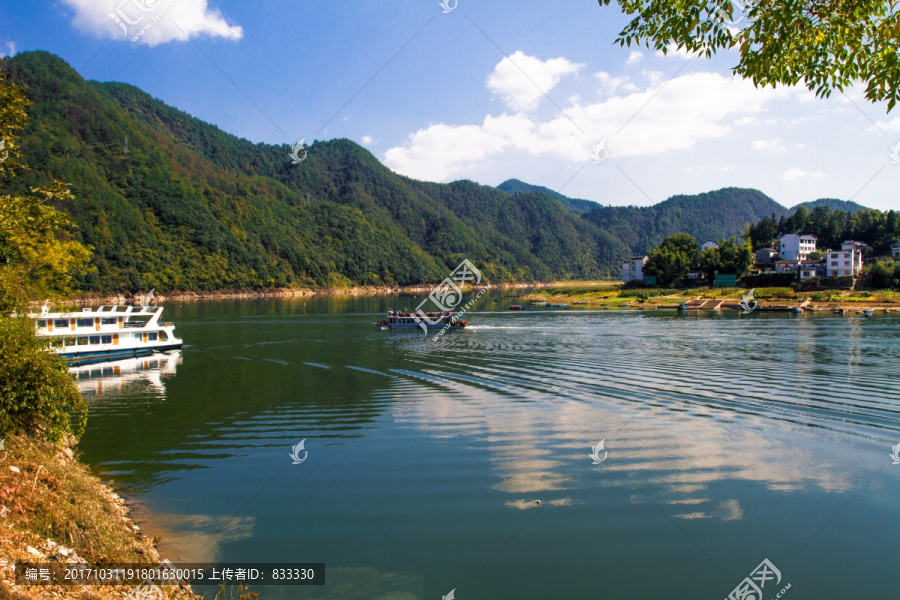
[376,310,467,330]
[863,309,874,317]
[508,305,524,311]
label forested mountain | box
[580,188,791,255]
[495,179,601,215]
[3,51,628,290]
[0,51,887,292]
[794,199,868,214]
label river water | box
[76,290,900,599]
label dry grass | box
[0,434,199,600]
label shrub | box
[0,311,88,441]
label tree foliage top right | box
[599,0,900,110]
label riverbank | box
[63,281,560,306]
[0,434,198,600]
[523,283,900,312]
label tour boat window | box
[54,319,69,328]
[134,333,143,341]
[147,332,158,341]
[101,335,112,344]
[76,318,94,327]
[159,331,169,341]
[101,318,117,325]
[36,320,47,328]
[76,337,89,346]
[89,336,101,345]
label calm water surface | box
[76,291,900,599]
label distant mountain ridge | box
[500,182,871,255]
[496,179,602,215]
[0,51,883,291]
[793,198,869,213]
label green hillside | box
[2,51,881,293]
[581,188,791,255]
[794,198,868,214]
[3,51,628,291]
[496,179,601,215]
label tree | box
[0,72,89,441]
[867,259,899,288]
[645,233,699,286]
[748,212,777,250]
[598,0,900,110]
[698,237,753,282]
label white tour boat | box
[376,309,468,330]
[30,292,183,362]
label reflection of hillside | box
[72,352,182,397]
[77,334,401,494]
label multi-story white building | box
[622,256,648,282]
[826,242,864,277]
[779,234,817,261]
[892,243,900,260]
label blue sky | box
[2,0,899,211]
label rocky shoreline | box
[0,434,199,600]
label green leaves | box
[0,65,90,442]
[598,0,900,110]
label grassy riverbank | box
[523,282,900,312]
[0,434,197,600]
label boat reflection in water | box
[70,351,182,397]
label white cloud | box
[2,40,16,57]
[594,71,638,96]
[62,0,242,46]
[384,113,536,182]
[361,135,375,146]
[641,69,665,87]
[781,168,824,182]
[735,117,755,126]
[876,117,900,132]
[487,51,583,112]
[751,139,786,153]
[385,69,794,181]
[626,51,644,65]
